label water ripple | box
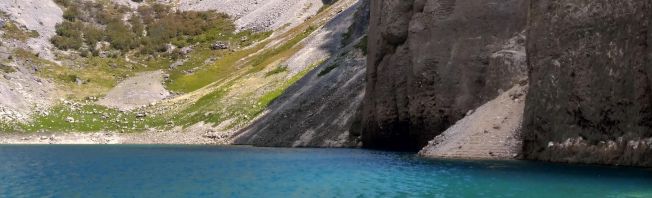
[0,145,650,197]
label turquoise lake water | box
[0,145,650,197]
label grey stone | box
[522,0,652,167]
[211,41,229,50]
[362,0,528,151]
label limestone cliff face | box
[363,0,528,150]
[523,0,652,166]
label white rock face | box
[0,65,56,122]
[0,0,63,60]
[179,0,323,31]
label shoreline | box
[0,129,232,145]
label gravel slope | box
[96,71,171,111]
[179,0,323,31]
[0,0,62,60]
[419,84,527,160]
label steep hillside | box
[0,0,365,145]
[233,0,369,148]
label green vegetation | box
[248,26,317,73]
[51,1,236,57]
[3,0,333,134]
[265,65,288,77]
[20,103,167,133]
[245,60,322,119]
[168,25,314,93]
[2,22,39,41]
[0,63,15,73]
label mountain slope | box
[0,0,366,146]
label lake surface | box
[0,145,650,197]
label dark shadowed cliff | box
[363,0,528,151]
[523,0,652,166]
[364,0,652,166]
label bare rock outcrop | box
[363,0,528,150]
[0,0,63,60]
[522,0,652,166]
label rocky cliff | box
[523,0,652,166]
[232,0,368,147]
[366,0,652,166]
[363,0,528,151]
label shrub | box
[82,25,103,46]
[2,22,39,41]
[51,35,82,50]
[106,20,137,51]
[62,6,80,21]
[265,65,288,77]
[51,1,237,57]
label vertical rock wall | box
[363,0,528,150]
[523,0,652,166]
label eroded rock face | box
[523,0,652,166]
[363,0,528,150]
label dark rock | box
[522,0,652,166]
[363,0,528,151]
[232,2,369,148]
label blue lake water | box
[0,145,650,197]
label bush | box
[62,6,79,21]
[51,35,82,50]
[51,1,237,57]
[82,25,103,46]
[106,20,137,50]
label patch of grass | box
[38,56,138,99]
[20,103,167,133]
[0,63,15,73]
[2,22,39,41]
[171,85,231,127]
[317,63,338,77]
[0,121,17,133]
[248,26,317,73]
[246,60,323,118]
[265,65,288,77]
[166,41,267,92]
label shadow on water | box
[413,154,652,180]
